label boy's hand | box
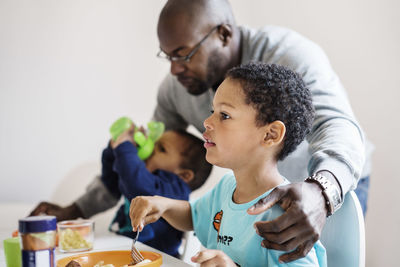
[191,249,237,267]
[111,124,136,149]
[129,196,167,232]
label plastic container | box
[18,216,57,267]
[57,220,94,253]
[3,237,22,267]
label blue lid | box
[19,216,57,233]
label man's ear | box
[263,121,286,146]
[217,24,233,46]
[176,169,195,184]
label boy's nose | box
[203,116,213,130]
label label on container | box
[22,248,55,267]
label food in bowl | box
[57,220,94,252]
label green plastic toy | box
[109,117,165,160]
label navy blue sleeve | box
[100,142,121,199]
[112,141,191,201]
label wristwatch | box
[305,172,343,217]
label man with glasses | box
[29,0,371,263]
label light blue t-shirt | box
[190,172,327,267]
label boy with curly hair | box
[129,63,327,266]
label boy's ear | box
[263,120,286,146]
[176,169,195,184]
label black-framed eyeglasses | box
[157,25,220,63]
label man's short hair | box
[175,129,213,190]
[226,62,315,160]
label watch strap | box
[305,172,343,217]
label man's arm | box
[29,175,120,221]
[289,36,365,192]
[29,201,84,221]
[74,175,120,218]
[249,28,366,262]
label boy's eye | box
[220,112,230,120]
[156,143,166,153]
[210,110,214,114]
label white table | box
[0,203,192,267]
[1,232,192,267]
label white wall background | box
[0,0,399,266]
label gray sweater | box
[76,25,371,217]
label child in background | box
[103,127,212,257]
[129,63,327,266]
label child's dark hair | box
[174,129,213,191]
[226,62,315,160]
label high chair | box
[321,190,365,267]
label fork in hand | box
[130,231,145,265]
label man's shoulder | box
[240,24,323,64]
[240,25,300,43]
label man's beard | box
[179,51,224,96]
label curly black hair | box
[226,62,315,160]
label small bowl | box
[57,220,94,253]
[56,250,162,267]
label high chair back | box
[320,190,365,267]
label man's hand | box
[129,196,167,232]
[191,249,237,267]
[29,202,84,221]
[247,182,327,263]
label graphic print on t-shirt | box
[213,210,223,232]
[213,210,233,246]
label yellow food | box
[59,228,92,251]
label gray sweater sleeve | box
[292,36,365,193]
[74,176,120,218]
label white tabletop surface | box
[1,232,192,267]
[0,202,192,267]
